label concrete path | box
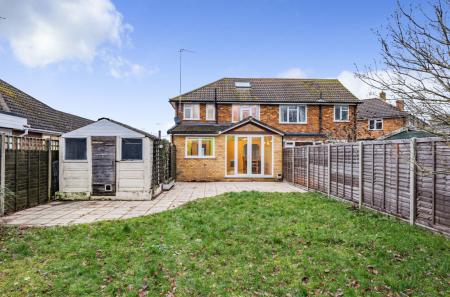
[0,182,303,227]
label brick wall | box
[357,117,406,140]
[175,103,357,140]
[172,132,283,181]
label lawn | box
[0,192,449,297]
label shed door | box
[92,136,116,196]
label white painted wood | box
[59,120,155,200]
[0,112,27,130]
[62,119,145,138]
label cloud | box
[100,51,158,79]
[337,70,381,99]
[277,67,308,78]
[0,0,150,78]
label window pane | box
[341,106,348,120]
[65,138,87,160]
[288,107,297,122]
[206,104,215,120]
[369,120,374,130]
[376,120,383,129]
[122,138,143,160]
[201,138,213,156]
[280,106,288,122]
[192,105,199,119]
[232,105,239,122]
[298,106,306,122]
[184,105,191,119]
[335,106,341,120]
[227,136,235,175]
[186,139,199,156]
[264,136,272,175]
[251,105,259,119]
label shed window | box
[65,138,87,160]
[122,138,143,160]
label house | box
[167,78,360,181]
[0,79,92,138]
[356,91,415,140]
[58,118,157,200]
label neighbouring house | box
[356,91,418,140]
[58,118,157,200]
[0,79,92,138]
[167,78,360,181]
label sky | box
[0,0,401,137]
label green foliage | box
[0,192,448,296]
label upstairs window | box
[206,104,215,121]
[334,105,349,122]
[122,138,143,160]
[280,105,307,123]
[186,137,215,158]
[183,104,200,120]
[232,105,259,122]
[369,119,383,130]
[65,138,87,160]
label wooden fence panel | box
[1,136,58,215]
[283,137,450,235]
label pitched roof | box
[378,126,437,140]
[167,123,231,135]
[98,118,157,139]
[170,78,360,104]
[0,79,93,133]
[357,98,408,119]
[167,117,284,135]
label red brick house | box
[168,78,360,181]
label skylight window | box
[235,82,251,88]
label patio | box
[0,182,302,226]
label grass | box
[0,192,449,297]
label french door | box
[226,135,273,177]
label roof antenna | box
[177,48,195,120]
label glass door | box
[226,135,272,177]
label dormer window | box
[183,104,200,120]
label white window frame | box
[224,135,274,178]
[334,105,349,122]
[368,118,383,131]
[206,104,215,121]
[185,137,215,158]
[183,104,200,120]
[284,141,295,148]
[231,105,260,122]
[279,105,307,124]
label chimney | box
[396,100,405,111]
[379,91,386,101]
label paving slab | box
[0,182,303,226]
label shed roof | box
[170,78,360,104]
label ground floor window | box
[185,137,215,158]
[226,135,273,177]
[283,141,322,148]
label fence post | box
[358,141,363,208]
[291,147,294,183]
[306,146,310,190]
[327,143,331,197]
[47,140,52,202]
[409,137,417,225]
[0,134,5,216]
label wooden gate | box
[91,136,116,196]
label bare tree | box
[356,0,450,137]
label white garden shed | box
[58,118,157,200]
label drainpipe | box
[19,125,30,137]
